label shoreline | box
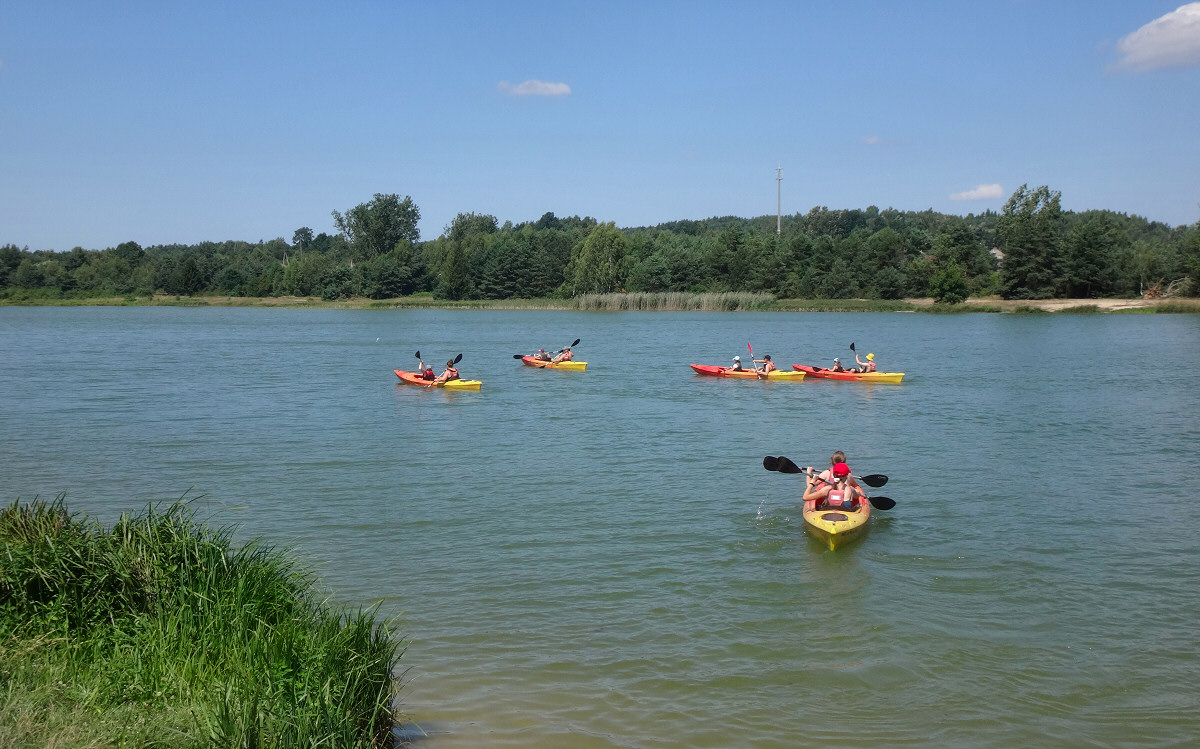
[2,293,1196,313]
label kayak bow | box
[803,499,871,550]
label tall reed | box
[0,495,404,748]
[573,291,775,311]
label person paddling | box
[854,352,876,373]
[753,354,775,378]
[534,348,553,362]
[417,357,436,380]
[434,359,460,384]
[552,346,574,363]
[803,452,864,510]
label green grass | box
[0,495,404,748]
[1151,299,1200,314]
[1055,304,1102,314]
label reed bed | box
[0,495,403,748]
[573,291,775,311]
[773,298,917,312]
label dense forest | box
[3,186,1197,304]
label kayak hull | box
[802,500,871,550]
[521,356,587,371]
[689,364,805,380]
[791,365,904,384]
[393,369,482,390]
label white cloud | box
[862,135,881,145]
[950,184,1003,201]
[497,79,572,96]
[1113,2,1200,72]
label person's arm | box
[802,470,827,502]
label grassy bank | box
[0,496,403,748]
[2,291,1197,313]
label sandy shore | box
[904,297,1164,312]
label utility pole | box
[776,167,783,235]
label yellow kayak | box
[521,355,587,371]
[802,499,870,550]
[393,369,482,391]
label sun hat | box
[867,353,875,361]
[733,355,740,361]
[833,357,840,362]
[832,462,851,477]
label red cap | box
[832,462,851,477]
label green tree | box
[436,243,472,300]
[0,244,25,287]
[11,258,45,288]
[331,193,421,260]
[563,223,627,295]
[112,241,144,264]
[929,261,970,304]
[292,227,314,250]
[1063,213,1124,297]
[997,184,1065,299]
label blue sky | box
[2,1,1199,251]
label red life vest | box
[826,486,853,508]
[444,367,459,380]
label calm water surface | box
[2,307,1199,748]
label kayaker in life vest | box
[551,346,573,363]
[534,348,553,362]
[853,352,876,373]
[803,458,863,510]
[753,354,775,378]
[417,358,436,380]
[434,360,460,384]
[725,355,746,372]
[830,357,845,372]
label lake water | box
[2,306,1199,748]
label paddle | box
[763,456,895,510]
[764,456,887,487]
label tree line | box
[3,186,1197,304]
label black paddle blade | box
[867,496,895,510]
[415,350,421,358]
[858,473,888,488]
[454,353,463,364]
[763,456,780,471]
[513,354,525,359]
[850,342,856,352]
[776,457,805,474]
[571,338,580,347]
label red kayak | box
[690,364,805,380]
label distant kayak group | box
[392,339,585,390]
[394,338,903,391]
[692,341,904,384]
